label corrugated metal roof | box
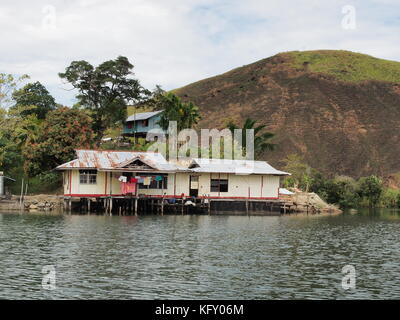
[126,110,163,122]
[56,150,177,171]
[189,158,290,175]
[279,188,295,195]
[56,150,290,175]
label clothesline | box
[118,175,164,186]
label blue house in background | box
[123,110,165,137]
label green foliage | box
[23,107,95,176]
[0,73,29,109]
[358,175,383,207]
[226,118,275,159]
[59,56,150,143]
[282,154,310,189]
[156,92,201,131]
[288,50,400,83]
[282,156,385,209]
[380,188,400,208]
[11,81,56,119]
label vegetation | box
[0,73,29,109]
[11,81,57,119]
[59,56,150,144]
[226,118,276,159]
[288,50,400,83]
[156,92,201,131]
[282,153,397,209]
[24,107,95,177]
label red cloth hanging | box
[121,182,136,195]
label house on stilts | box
[56,149,290,215]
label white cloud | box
[0,0,399,105]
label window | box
[79,170,97,184]
[127,122,133,129]
[210,179,228,193]
[138,174,168,190]
[142,119,149,127]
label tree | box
[226,118,275,158]
[156,92,201,131]
[24,107,95,176]
[11,81,56,119]
[282,154,310,189]
[0,73,29,109]
[358,175,383,207]
[59,56,149,144]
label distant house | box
[123,110,164,137]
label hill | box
[174,50,400,178]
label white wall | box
[63,170,280,199]
[197,173,279,198]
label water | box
[0,209,399,299]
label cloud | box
[0,0,399,105]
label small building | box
[123,110,164,137]
[56,149,290,215]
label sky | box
[0,0,399,106]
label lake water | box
[0,209,399,299]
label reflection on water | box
[0,209,399,299]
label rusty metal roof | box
[56,150,177,171]
[56,150,290,176]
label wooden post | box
[88,199,91,214]
[161,199,164,216]
[19,178,24,210]
[246,200,249,216]
[109,198,113,216]
[134,198,138,216]
[208,198,211,215]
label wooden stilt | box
[161,199,164,216]
[134,198,138,216]
[88,199,91,214]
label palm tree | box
[226,118,276,158]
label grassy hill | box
[287,50,400,83]
[174,50,400,178]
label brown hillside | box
[174,50,400,178]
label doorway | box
[189,175,199,197]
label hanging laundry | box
[121,182,136,195]
[155,175,163,181]
[138,177,144,183]
[143,177,151,185]
[130,177,138,183]
[118,176,127,182]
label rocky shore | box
[0,195,64,212]
[282,190,342,214]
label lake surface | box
[0,209,399,299]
